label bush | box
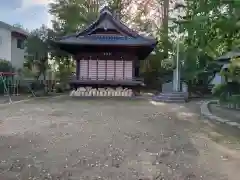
[229,94,240,105]
[212,83,230,103]
[30,81,45,91]
[212,83,228,95]
[0,59,14,72]
[213,83,240,108]
[55,82,65,93]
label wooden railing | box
[69,75,144,82]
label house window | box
[17,39,24,49]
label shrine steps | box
[152,92,188,103]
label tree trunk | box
[163,0,169,59]
[187,80,192,98]
[43,70,46,81]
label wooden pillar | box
[114,59,116,80]
[96,58,98,80]
[132,57,136,79]
[123,58,125,79]
[87,57,90,79]
[105,59,107,80]
[76,59,80,80]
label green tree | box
[25,25,51,80]
[167,0,240,95]
[0,59,14,73]
[49,0,103,82]
[49,0,102,35]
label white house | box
[0,21,28,70]
[210,50,240,86]
[210,63,229,86]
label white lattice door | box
[115,60,124,80]
[106,60,114,80]
[124,61,133,79]
[97,60,106,80]
[79,59,88,79]
[89,59,97,80]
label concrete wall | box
[0,21,28,71]
[0,28,12,61]
[11,36,26,70]
[210,63,229,86]
[162,81,188,93]
[172,69,178,91]
[162,69,188,93]
[210,73,223,85]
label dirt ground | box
[0,96,240,180]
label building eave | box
[12,28,29,38]
[216,49,240,62]
[56,33,157,47]
[56,39,156,46]
[0,21,29,37]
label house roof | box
[0,21,28,37]
[216,49,240,63]
[55,6,157,47]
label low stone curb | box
[200,100,240,129]
[0,93,67,107]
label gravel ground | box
[0,95,31,104]
[0,96,239,180]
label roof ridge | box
[100,6,112,15]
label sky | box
[0,0,52,30]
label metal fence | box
[0,79,57,95]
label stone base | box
[152,91,188,103]
[70,87,134,97]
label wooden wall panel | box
[115,60,124,80]
[79,58,134,80]
[79,59,88,79]
[89,59,97,80]
[97,60,106,80]
[106,60,115,80]
[124,61,133,79]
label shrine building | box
[54,6,157,97]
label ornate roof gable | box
[55,6,158,60]
[77,6,139,37]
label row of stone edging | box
[200,100,240,129]
[0,93,67,107]
[219,103,240,110]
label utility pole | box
[176,7,181,92]
[174,2,185,92]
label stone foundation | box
[70,87,134,97]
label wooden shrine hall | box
[54,6,157,97]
